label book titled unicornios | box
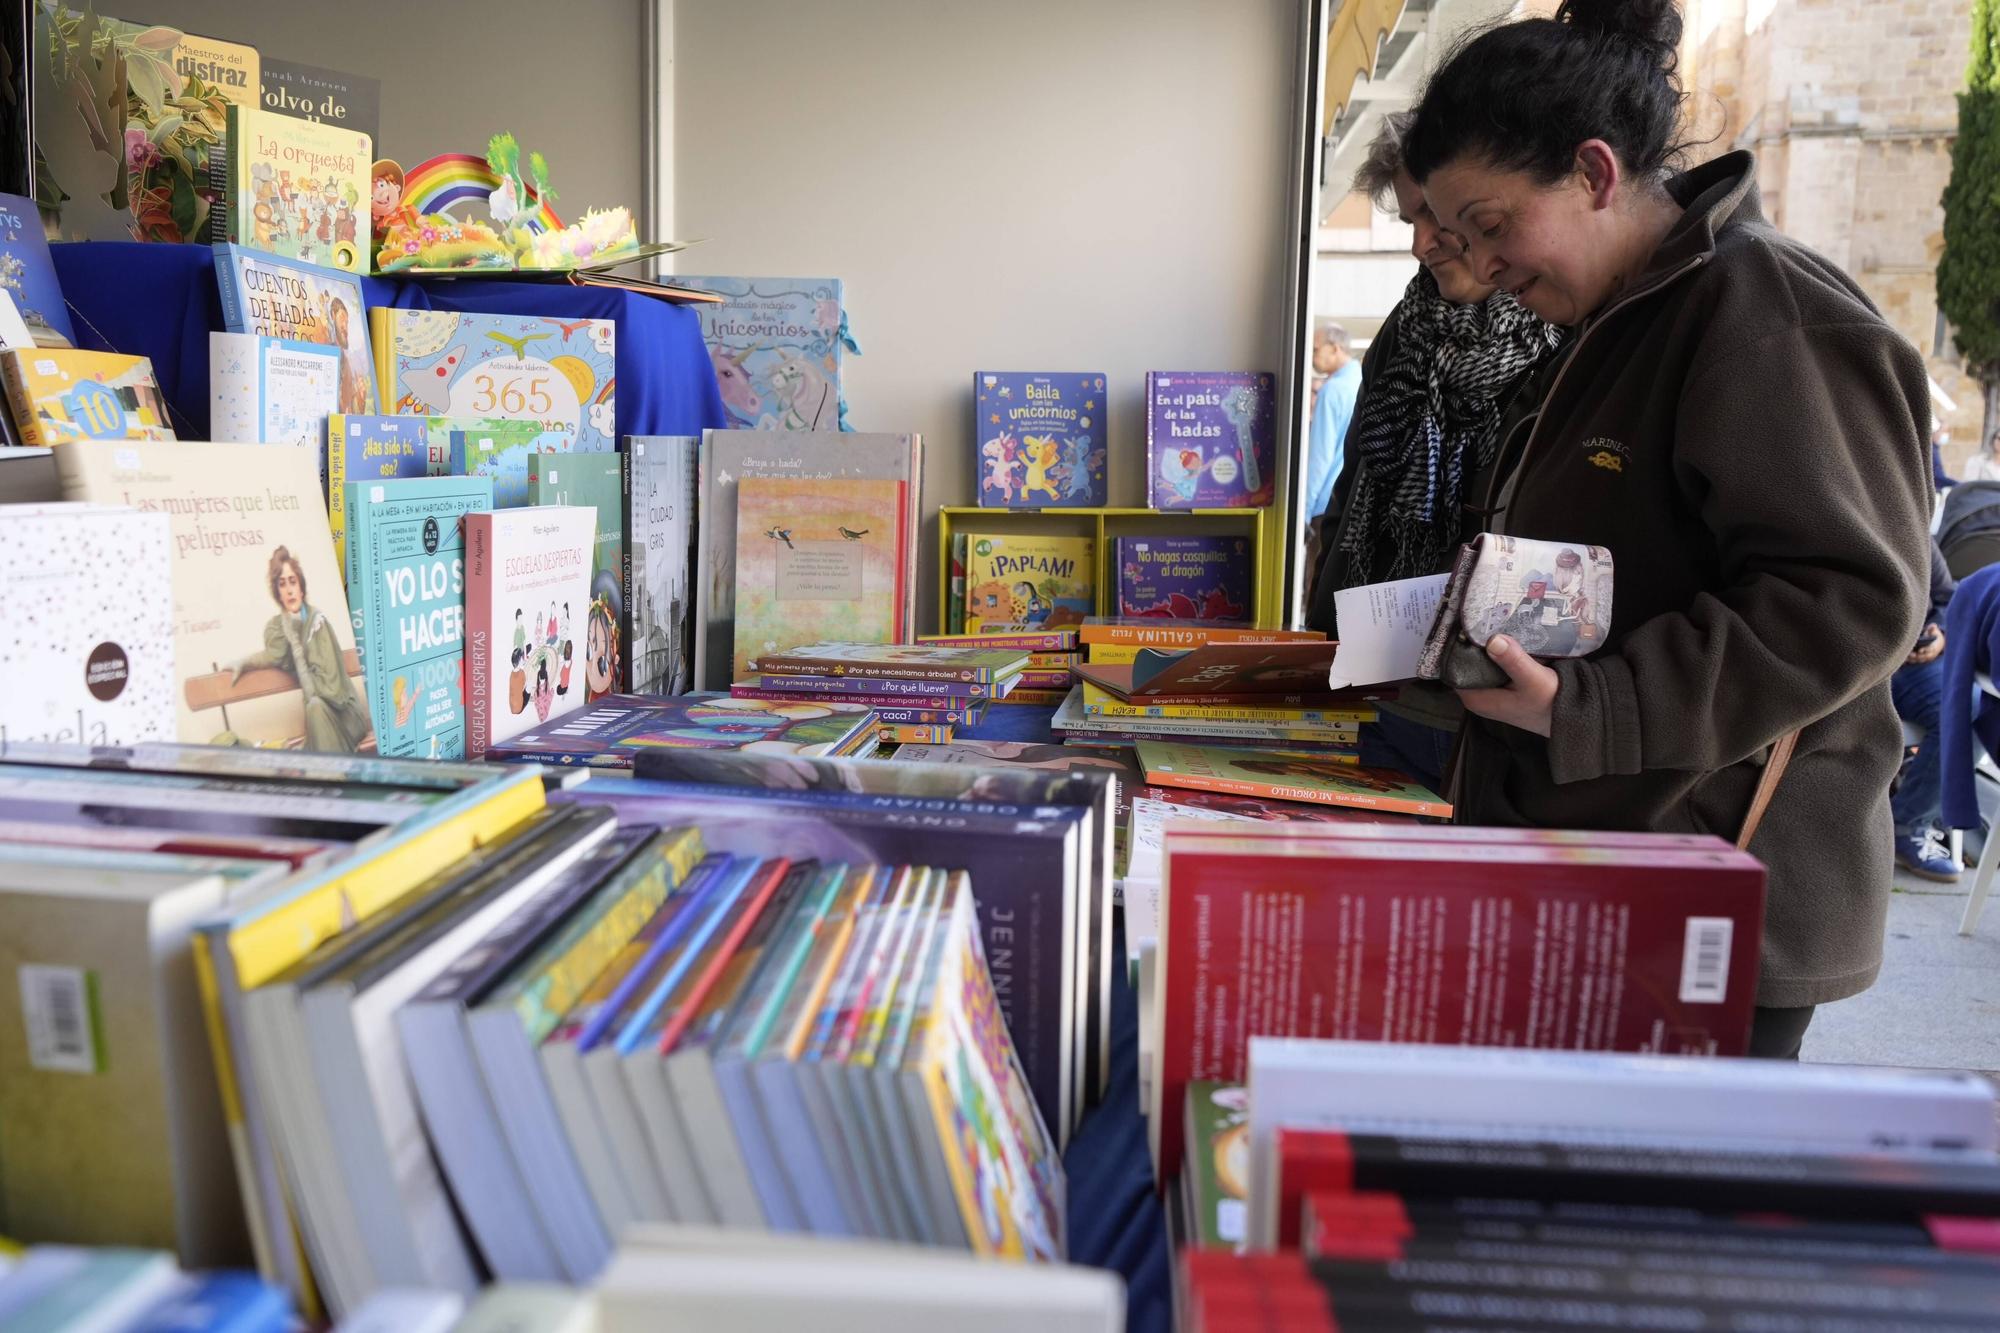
[1146,371,1276,509]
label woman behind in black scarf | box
[1304,112,1565,792]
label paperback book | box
[371,309,617,457]
[0,504,176,746]
[672,277,847,432]
[462,506,597,758]
[1145,371,1276,509]
[1135,742,1443,815]
[623,436,699,695]
[1,350,173,446]
[486,693,878,768]
[214,244,375,414]
[746,643,1025,685]
[446,421,547,508]
[212,104,372,273]
[208,333,342,449]
[730,475,909,683]
[529,453,625,702]
[325,415,434,572]
[973,372,1106,508]
[56,441,374,753]
[0,192,77,345]
[1115,535,1252,623]
[962,534,1093,631]
[344,475,493,759]
[259,60,381,145]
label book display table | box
[51,242,728,443]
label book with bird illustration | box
[1145,371,1276,509]
[960,533,1094,632]
[672,276,847,431]
[974,372,1107,508]
[731,475,908,682]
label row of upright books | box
[946,533,1258,639]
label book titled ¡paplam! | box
[462,506,597,759]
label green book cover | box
[529,452,626,702]
[1183,1080,1248,1249]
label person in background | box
[1890,536,1958,881]
[1303,320,1359,531]
[1933,424,1957,493]
[1303,111,1564,793]
[1309,319,1343,408]
[1406,0,1930,1060]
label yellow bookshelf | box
[937,505,1275,631]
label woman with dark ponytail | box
[1405,0,1932,1057]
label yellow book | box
[1079,681,1372,728]
[1086,643,1144,665]
[1,349,175,446]
[962,534,1093,631]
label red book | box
[653,857,792,1054]
[1149,832,1766,1183]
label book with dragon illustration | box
[973,372,1107,509]
[207,332,341,451]
[961,533,1094,631]
[731,475,908,682]
[0,350,174,446]
[672,276,847,431]
[213,104,372,273]
[529,452,625,703]
[214,244,376,414]
[1145,371,1276,509]
[1114,534,1252,623]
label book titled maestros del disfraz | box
[463,507,597,759]
[1148,827,1768,1180]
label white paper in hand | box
[1327,573,1449,689]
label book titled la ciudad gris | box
[1146,371,1276,509]
[974,372,1107,508]
[463,506,597,759]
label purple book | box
[1115,535,1253,623]
[1145,371,1276,509]
[974,371,1108,508]
[741,673,1010,700]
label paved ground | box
[1800,868,2000,1076]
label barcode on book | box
[1678,917,1733,1004]
[18,964,99,1074]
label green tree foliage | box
[1939,0,2000,438]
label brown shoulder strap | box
[1737,730,1800,850]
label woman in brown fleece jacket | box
[1403,0,1932,1057]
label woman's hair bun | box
[1557,0,1682,56]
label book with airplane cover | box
[325,415,434,572]
[1078,617,1324,648]
[208,332,342,450]
[673,276,848,431]
[1,350,173,446]
[370,309,616,458]
[343,475,492,759]
[961,533,1093,632]
[1150,828,1768,1181]
[214,244,376,415]
[747,642,1026,685]
[56,440,373,753]
[1135,742,1444,816]
[212,103,372,273]
[1145,371,1276,509]
[974,372,1106,508]
[462,506,596,759]
[1115,534,1253,623]
[529,452,624,702]
[623,435,699,695]
[0,504,176,747]
[731,475,908,683]
[1077,642,1345,702]
[487,692,877,769]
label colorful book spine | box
[741,673,1003,700]
[1145,371,1276,508]
[1078,619,1324,647]
[992,688,1071,707]
[961,534,1093,631]
[746,651,1018,684]
[880,723,955,744]
[917,628,1078,651]
[973,371,1107,508]
[672,276,847,431]
[1015,669,1074,691]
[1080,681,1372,725]
[326,415,434,573]
[729,686,981,722]
[1115,534,1253,623]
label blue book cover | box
[212,243,376,414]
[0,193,76,345]
[374,308,617,456]
[326,414,436,573]
[1145,370,1276,508]
[448,421,552,509]
[345,474,494,759]
[127,1272,292,1333]
[1114,534,1253,623]
[974,371,1107,508]
[674,276,848,431]
[208,332,343,449]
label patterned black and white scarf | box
[1336,269,1564,586]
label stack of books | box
[733,642,1031,746]
[485,692,881,769]
[920,625,1080,705]
[0,1247,291,1332]
[1178,1042,2000,1330]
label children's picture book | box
[624,435,699,695]
[1145,372,1276,509]
[208,332,342,449]
[214,244,375,414]
[371,309,617,458]
[731,475,908,682]
[55,441,374,753]
[214,104,372,273]
[0,504,176,746]
[0,193,76,346]
[961,533,1093,631]
[529,452,625,702]
[673,276,847,431]
[439,420,545,508]
[463,505,597,758]
[325,415,434,572]
[1134,741,1448,817]
[1115,535,1252,623]
[1079,616,1323,648]
[259,60,381,146]
[486,693,878,768]
[0,350,174,446]
[746,643,1026,684]
[973,372,1106,508]
[344,475,492,759]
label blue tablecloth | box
[50,242,727,442]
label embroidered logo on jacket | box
[1582,436,1630,473]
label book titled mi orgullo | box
[1145,371,1276,509]
[746,642,1027,684]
